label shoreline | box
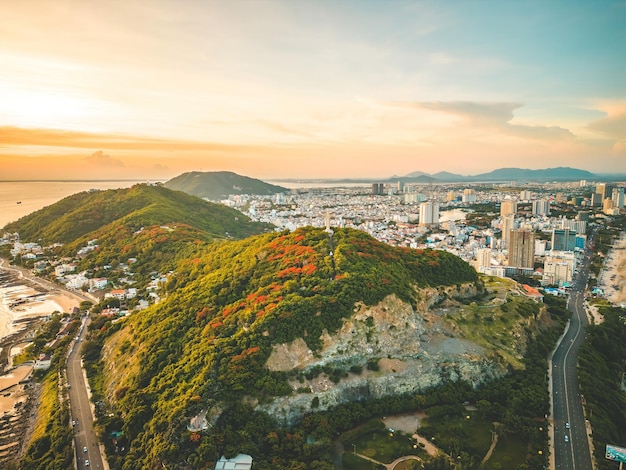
[0,258,81,342]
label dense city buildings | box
[217,179,625,287]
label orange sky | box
[1,1,625,180]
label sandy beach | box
[0,258,81,342]
[597,231,626,307]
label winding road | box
[550,234,594,470]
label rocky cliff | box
[258,284,505,425]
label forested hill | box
[164,170,287,200]
[97,227,479,468]
[3,184,273,278]
[2,184,271,245]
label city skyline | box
[1,0,625,181]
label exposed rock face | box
[259,284,504,425]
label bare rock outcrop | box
[258,285,504,425]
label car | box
[83,446,88,453]
[85,460,90,467]
[564,435,569,442]
[72,420,77,426]
[565,422,570,429]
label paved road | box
[67,317,105,470]
[551,236,594,470]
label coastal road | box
[551,236,594,470]
[67,317,105,469]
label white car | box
[85,460,90,467]
[565,422,570,429]
[564,435,569,442]
[83,446,88,453]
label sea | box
[0,180,159,229]
[1,180,160,342]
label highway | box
[551,236,594,470]
[67,317,106,470]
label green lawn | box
[342,452,380,470]
[341,419,426,468]
[484,432,529,469]
[340,410,529,470]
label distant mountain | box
[164,171,287,200]
[472,167,594,181]
[401,166,595,182]
[431,171,465,181]
[404,170,429,178]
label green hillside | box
[89,227,478,468]
[3,184,270,244]
[4,184,273,279]
[164,170,287,200]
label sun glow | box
[1,84,101,132]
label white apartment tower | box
[532,199,550,216]
[419,201,440,227]
[501,214,515,249]
[475,248,492,271]
[462,189,477,203]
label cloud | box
[587,112,626,139]
[384,101,575,141]
[84,151,124,167]
[0,126,265,152]
[417,101,518,126]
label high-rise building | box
[500,200,517,217]
[532,199,550,216]
[603,198,615,214]
[509,229,535,269]
[462,188,477,203]
[371,183,385,195]
[501,214,515,249]
[591,193,602,206]
[596,183,616,200]
[419,201,440,227]
[560,218,586,235]
[612,187,624,209]
[552,228,576,251]
[520,190,532,201]
[475,248,491,271]
[446,191,457,202]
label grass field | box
[484,432,529,470]
[341,419,426,468]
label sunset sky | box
[1,0,625,180]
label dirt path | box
[412,433,440,457]
[480,432,498,467]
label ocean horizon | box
[0,180,160,229]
